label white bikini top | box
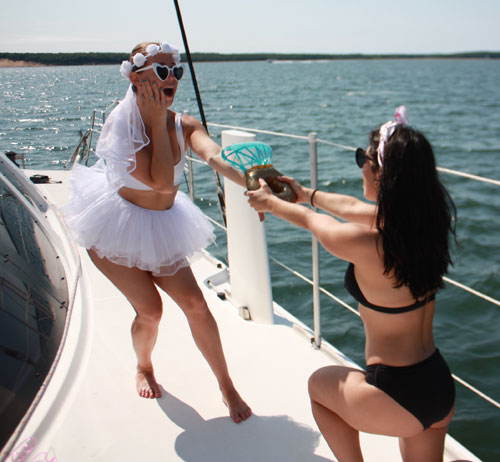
[119,112,186,191]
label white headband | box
[377,105,409,166]
[120,42,181,78]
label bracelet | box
[310,188,319,207]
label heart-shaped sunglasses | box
[135,63,184,81]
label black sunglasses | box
[355,147,377,169]
[355,148,368,168]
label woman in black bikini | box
[246,107,456,461]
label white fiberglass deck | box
[23,169,478,462]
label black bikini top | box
[344,263,435,314]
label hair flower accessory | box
[120,41,182,79]
[377,105,409,166]
[120,60,133,78]
[133,53,147,68]
[146,44,160,56]
[160,42,180,60]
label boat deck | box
[21,169,478,462]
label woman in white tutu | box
[62,41,251,423]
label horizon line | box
[1,50,500,56]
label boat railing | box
[64,101,119,168]
[65,111,499,411]
[188,121,500,412]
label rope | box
[207,122,309,140]
[204,214,227,232]
[173,0,207,130]
[452,374,500,409]
[207,122,500,187]
[269,256,361,317]
[444,276,500,307]
[173,0,227,227]
[185,154,205,165]
[437,166,500,187]
[316,138,357,151]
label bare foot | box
[136,369,162,399]
[222,388,252,423]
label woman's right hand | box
[276,176,309,203]
[135,80,168,129]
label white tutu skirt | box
[61,161,215,276]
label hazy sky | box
[1,0,499,54]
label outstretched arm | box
[280,176,377,226]
[247,179,376,263]
[184,116,246,187]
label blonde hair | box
[129,41,161,62]
[119,42,181,77]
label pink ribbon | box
[377,106,409,166]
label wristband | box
[310,189,319,207]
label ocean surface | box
[1,59,499,461]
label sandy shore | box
[0,59,45,68]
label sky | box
[1,0,499,55]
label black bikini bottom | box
[365,349,455,429]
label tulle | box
[61,160,215,276]
[96,85,150,191]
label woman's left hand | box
[246,179,275,215]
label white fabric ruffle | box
[61,160,215,276]
[96,85,150,191]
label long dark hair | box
[369,125,457,298]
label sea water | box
[1,59,499,460]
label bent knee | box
[308,366,338,401]
[308,368,322,395]
[308,365,366,403]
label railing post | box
[221,129,274,324]
[309,132,321,348]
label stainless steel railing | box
[63,112,500,409]
[202,121,500,410]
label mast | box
[173,0,227,225]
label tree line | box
[1,51,499,66]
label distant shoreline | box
[0,59,45,68]
[0,51,499,67]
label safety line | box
[207,122,500,187]
[444,276,500,307]
[269,255,500,410]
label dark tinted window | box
[0,178,68,450]
[0,157,48,213]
